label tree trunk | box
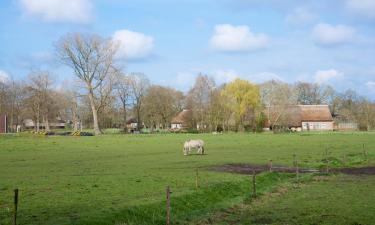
[122,101,127,132]
[43,115,50,131]
[88,90,102,135]
[136,106,141,131]
[36,103,40,132]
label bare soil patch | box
[335,167,375,175]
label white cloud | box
[346,0,375,19]
[112,29,154,60]
[285,7,317,26]
[312,23,356,45]
[247,72,284,83]
[314,69,343,84]
[19,0,93,23]
[366,81,375,91]
[211,69,238,84]
[0,70,9,83]
[210,24,269,52]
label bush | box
[186,128,199,133]
[71,131,94,136]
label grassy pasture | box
[0,132,374,224]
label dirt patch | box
[212,164,318,175]
[212,164,375,176]
[335,167,375,175]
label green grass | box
[0,132,374,225]
[212,175,375,225]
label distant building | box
[265,105,334,131]
[23,118,67,130]
[126,118,139,132]
[333,114,358,131]
[0,114,7,133]
[171,109,193,131]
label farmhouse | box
[171,109,192,130]
[266,105,334,131]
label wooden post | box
[195,168,199,189]
[14,189,18,225]
[166,186,171,225]
[269,160,273,172]
[325,148,329,174]
[252,169,256,198]
[363,144,367,160]
[296,161,299,187]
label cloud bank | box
[0,70,9,83]
[314,69,343,84]
[312,23,356,45]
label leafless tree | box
[114,73,132,131]
[294,82,333,105]
[26,71,55,132]
[143,85,184,130]
[260,80,295,129]
[129,73,150,131]
[186,74,215,131]
[57,33,119,135]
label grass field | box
[0,132,374,225]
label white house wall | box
[302,121,333,131]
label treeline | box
[0,33,374,134]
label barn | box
[300,105,334,131]
[265,105,334,131]
[0,114,7,133]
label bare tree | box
[114,73,132,131]
[260,80,295,129]
[57,33,119,135]
[26,71,55,132]
[129,73,150,131]
[294,82,333,105]
[143,85,184,130]
[186,74,215,131]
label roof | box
[126,118,138,124]
[265,105,333,127]
[299,105,333,122]
[171,109,192,124]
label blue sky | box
[0,0,375,99]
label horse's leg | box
[201,146,205,155]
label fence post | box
[293,154,297,167]
[296,161,299,187]
[363,144,367,160]
[166,186,171,225]
[269,160,273,172]
[325,148,329,174]
[252,169,256,198]
[195,168,199,189]
[14,189,18,225]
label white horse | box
[183,139,205,155]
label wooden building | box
[265,105,334,131]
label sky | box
[0,0,375,99]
